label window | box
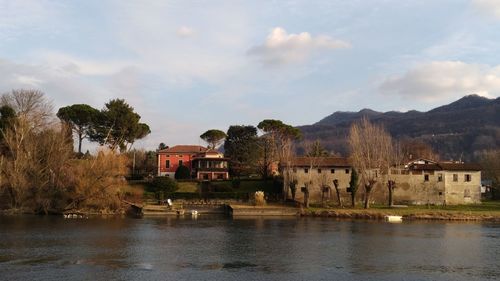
[464,189,471,198]
[345,169,350,174]
[165,160,170,168]
[318,169,322,174]
[424,174,429,182]
[437,173,443,182]
[304,168,309,174]
[331,169,335,174]
[217,174,224,179]
[453,174,458,182]
[464,174,472,182]
[179,160,183,166]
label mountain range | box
[297,95,500,161]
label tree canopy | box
[175,164,191,180]
[57,104,100,154]
[224,125,260,176]
[89,99,150,152]
[306,140,329,157]
[258,119,301,194]
[200,129,227,149]
[257,119,301,141]
[0,105,16,133]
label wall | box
[444,171,481,204]
[285,167,481,206]
[284,166,352,204]
[157,153,195,176]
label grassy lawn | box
[309,201,500,217]
[203,179,277,193]
[177,181,199,192]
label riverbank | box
[3,201,500,222]
[0,207,125,217]
[302,201,500,222]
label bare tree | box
[258,120,301,201]
[64,149,127,212]
[349,118,393,209]
[257,135,275,179]
[333,179,343,208]
[1,89,54,130]
[386,141,404,206]
[481,149,500,198]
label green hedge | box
[161,192,251,200]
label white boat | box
[385,215,403,222]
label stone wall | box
[286,167,481,206]
[284,167,351,204]
[444,171,481,204]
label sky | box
[1,0,500,150]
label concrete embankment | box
[141,203,226,216]
[227,204,299,216]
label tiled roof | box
[288,157,351,167]
[158,145,207,153]
[409,162,481,171]
[408,163,441,171]
[438,162,481,171]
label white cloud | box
[34,51,134,76]
[473,0,500,19]
[0,55,141,109]
[247,27,350,65]
[176,26,195,38]
[380,61,500,102]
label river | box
[0,216,499,280]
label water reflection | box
[0,216,499,281]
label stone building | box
[283,157,481,205]
[282,157,352,203]
[382,159,482,205]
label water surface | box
[0,216,499,280]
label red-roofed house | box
[157,145,229,180]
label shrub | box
[175,164,191,180]
[149,177,178,193]
[213,184,233,192]
[231,178,241,189]
[254,191,266,206]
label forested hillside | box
[297,95,500,161]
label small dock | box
[125,200,300,217]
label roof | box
[288,157,351,167]
[205,149,222,154]
[158,145,207,154]
[406,158,438,165]
[409,162,481,171]
[408,163,441,171]
[438,162,481,171]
